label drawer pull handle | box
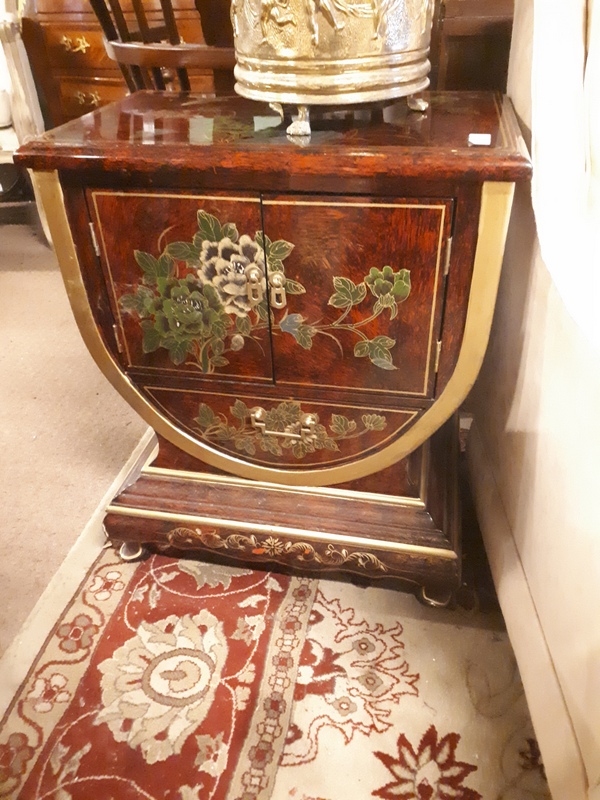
[245,265,264,306]
[269,271,286,309]
[75,90,101,107]
[61,34,91,54]
[250,407,319,441]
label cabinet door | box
[88,190,274,381]
[261,195,453,397]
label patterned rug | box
[0,548,550,800]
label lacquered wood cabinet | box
[16,91,530,602]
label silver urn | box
[231,0,434,113]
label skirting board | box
[467,422,587,800]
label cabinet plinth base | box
[104,417,462,599]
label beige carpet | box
[0,221,148,656]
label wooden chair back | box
[88,0,236,95]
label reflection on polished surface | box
[36,91,513,152]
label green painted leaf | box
[329,414,357,436]
[197,210,223,242]
[371,335,396,349]
[120,286,155,316]
[323,438,340,451]
[329,276,364,308]
[134,251,161,284]
[333,276,355,293]
[351,282,367,304]
[269,259,284,272]
[259,437,283,456]
[236,315,252,336]
[268,239,294,260]
[165,241,200,262]
[196,403,216,428]
[284,279,306,295]
[231,399,249,420]
[295,325,316,350]
[254,301,269,322]
[141,320,162,353]
[212,338,225,356]
[167,339,190,365]
[235,437,256,455]
[255,230,264,249]
[211,355,230,367]
[354,341,370,358]
[328,292,351,309]
[371,356,397,370]
[158,254,173,278]
[362,414,387,431]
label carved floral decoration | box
[119,209,411,374]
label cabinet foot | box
[118,541,148,562]
[418,585,455,608]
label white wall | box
[468,1,600,798]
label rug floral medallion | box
[0,550,550,800]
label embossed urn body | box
[231,0,435,107]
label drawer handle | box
[269,271,286,309]
[250,407,319,441]
[245,265,264,306]
[61,34,91,54]
[75,90,101,107]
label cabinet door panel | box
[89,190,273,382]
[261,196,452,397]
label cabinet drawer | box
[59,77,128,119]
[140,385,420,470]
[43,27,114,71]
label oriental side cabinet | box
[16,91,531,603]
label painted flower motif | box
[26,673,71,713]
[56,614,99,654]
[197,235,266,317]
[0,732,35,790]
[365,265,411,300]
[373,725,482,800]
[95,610,228,764]
[156,279,231,342]
[88,570,125,602]
[195,732,228,777]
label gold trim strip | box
[105,504,458,560]
[91,191,261,203]
[140,465,426,508]
[35,172,513,487]
[261,200,448,209]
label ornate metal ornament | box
[231,0,435,130]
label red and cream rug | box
[0,548,550,800]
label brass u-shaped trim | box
[34,171,513,487]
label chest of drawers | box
[17,91,530,602]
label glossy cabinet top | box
[17,91,531,181]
